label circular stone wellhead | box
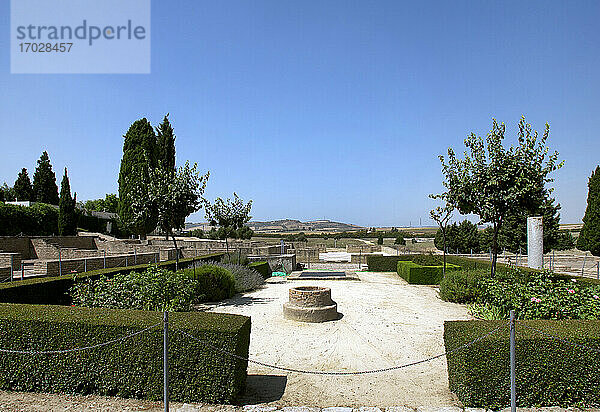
[283,286,339,322]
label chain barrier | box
[179,322,506,376]
[0,322,161,355]
[519,322,600,354]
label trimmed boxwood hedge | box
[0,303,250,403]
[366,255,414,271]
[248,261,272,279]
[0,253,225,305]
[444,320,600,408]
[396,260,461,284]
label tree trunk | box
[491,222,499,277]
[170,230,179,271]
[442,227,447,279]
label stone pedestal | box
[527,216,543,269]
[283,286,338,322]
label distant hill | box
[184,219,365,234]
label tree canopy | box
[439,117,563,275]
[118,118,158,238]
[577,166,600,256]
[32,151,59,205]
[13,168,33,201]
[58,168,78,235]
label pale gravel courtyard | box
[204,271,473,408]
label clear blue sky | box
[1,1,599,227]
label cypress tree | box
[13,168,34,201]
[118,118,158,238]
[156,113,176,173]
[577,166,600,256]
[32,151,59,205]
[58,168,78,235]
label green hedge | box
[396,261,461,284]
[0,304,250,403]
[248,261,272,279]
[0,253,225,305]
[366,255,414,271]
[444,320,600,408]
[0,203,59,236]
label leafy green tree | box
[377,234,384,245]
[204,193,253,255]
[578,166,600,256]
[1,183,15,202]
[131,161,209,267]
[118,118,158,238]
[498,195,562,254]
[83,194,119,213]
[32,151,59,205]
[235,225,254,240]
[439,117,563,276]
[58,168,78,235]
[394,233,406,245]
[435,220,480,254]
[13,168,34,201]
[156,114,176,173]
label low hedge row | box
[443,255,600,286]
[248,261,272,279]
[444,320,600,408]
[0,253,225,305]
[0,303,250,403]
[396,261,461,284]
[366,255,414,271]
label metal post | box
[134,248,137,265]
[470,248,473,257]
[58,248,62,276]
[552,250,555,271]
[597,262,599,280]
[103,250,107,269]
[155,253,158,264]
[163,311,169,412]
[510,310,516,412]
[84,258,87,273]
[125,255,128,267]
[9,255,14,281]
[21,263,24,280]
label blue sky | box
[1,0,599,227]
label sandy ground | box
[205,271,472,408]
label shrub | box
[189,264,235,302]
[70,266,198,312]
[0,303,250,403]
[411,254,442,266]
[248,261,272,279]
[444,319,600,408]
[366,255,414,271]
[182,263,264,293]
[439,269,486,303]
[397,260,461,285]
[479,271,600,320]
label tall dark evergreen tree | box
[118,118,158,238]
[577,166,600,256]
[32,151,59,205]
[498,195,562,254]
[156,114,176,174]
[58,168,78,235]
[13,168,34,201]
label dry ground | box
[206,272,472,408]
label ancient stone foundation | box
[283,286,338,322]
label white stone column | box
[527,216,543,269]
